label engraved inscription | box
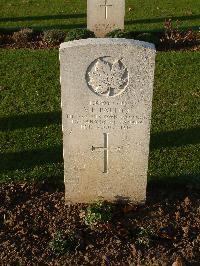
[86,57,129,97]
[93,23,116,33]
[66,100,147,131]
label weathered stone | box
[60,38,156,204]
[87,0,125,37]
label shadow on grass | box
[1,14,198,25]
[125,14,200,25]
[0,145,63,172]
[0,23,86,34]
[0,14,199,34]
[150,126,200,149]
[0,112,199,186]
[147,174,200,203]
[0,14,86,23]
[0,111,61,131]
[36,23,86,30]
[148,173,200,187]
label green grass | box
[0,0,199,32]
[150,52,200,184]
[0,50,200,184]
[0,50,63,182]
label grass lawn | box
[0,50,199,184]
[0,0,199,32]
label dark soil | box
[0,182,199,265]
[0,33,58,50]
[0,32,199,51]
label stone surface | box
[60,38,156,204]
[87,0,125,37]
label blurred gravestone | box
[87,0,125,37]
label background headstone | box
[87,0,125,37]
[60,39,156,204]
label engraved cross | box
[100,0,113,19]
[92,133,109,173]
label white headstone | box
[87,0,125,37]
[60,38,156,204]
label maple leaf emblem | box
[87,57,128,97]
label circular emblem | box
[86,56,129,97]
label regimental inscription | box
[86,57,129,97]
[66,100,148,131]
[93,23,116,33]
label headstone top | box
[60,38,156,50]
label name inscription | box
[93,23,116,33]
[66,100,147,130]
